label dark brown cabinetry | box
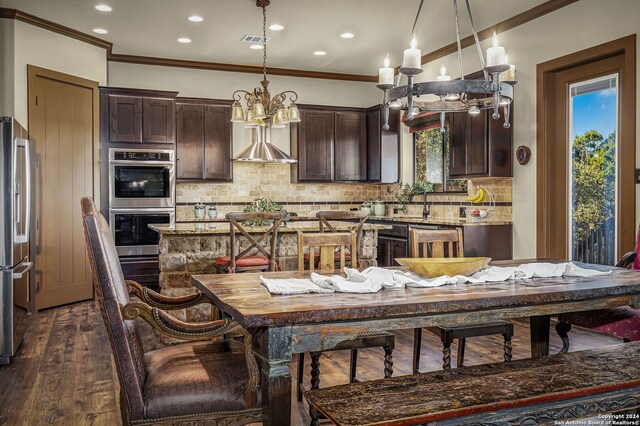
[101,87,178,145]
[291,108,334,181]
[334,111,366,181]
[367,106,400,182]
[449,81,513,178]
[175,99,232,182]
[292,104,399,183]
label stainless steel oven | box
[110,209,175,256]
[109,148,175,209]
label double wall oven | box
[109,148,175,257]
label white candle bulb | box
[378,53,394,85]
[402,34,421,69]
[500,55,516,81]
[436,63,451,81]
[486,31,506,66]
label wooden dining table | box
[192,259,640,426]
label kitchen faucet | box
[422,190,430,219]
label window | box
[414,118,467,192]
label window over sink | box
[413,116,467,193]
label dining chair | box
[315,210,369,269]
[214,211,286,273]
[410,228,513,372]
[295,230,395,425]
[555,223,640,352]
[80,197,262,425]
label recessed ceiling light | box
[340,32,354,39]
[177,37,192,43]
[269,24,284,31]
[249,44,264,49]
[313,50,327,56]
[92,28,108,34]
[95,4,112,12]
[188,15,204,22]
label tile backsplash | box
[176,162,512,223]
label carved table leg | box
[309,352,321,426]
[555,321,572,354]
[384,346,394,378]
[530,315,551,358]
[442,340,452,371]
[256,326,293,426]
[503,334,513,362]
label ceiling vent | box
[241,34,271,44]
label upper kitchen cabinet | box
[100,87,178,145]
[291,104,399,183]
[175,99,233,182]
[367,105,400,183]
[448,75,513,178]
[334,111,366,181]
[291,107,334,182]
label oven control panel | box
[113,151,171,162]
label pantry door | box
[28,65,100,310]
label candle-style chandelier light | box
[232,0,299,163]
[377,0,517,131]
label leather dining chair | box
[80,197,262,425]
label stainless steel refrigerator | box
[0,116,33,365]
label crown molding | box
[0,7,113,54]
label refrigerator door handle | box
[14,138,30,244]
[12,261,33,279]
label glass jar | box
[208,205,218,219]
[194,203,206,219]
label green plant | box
[242,197,285,226]
[395,181,435,212]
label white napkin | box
[259,262,611,294]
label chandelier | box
[232,0,299,163]
[377,0,517,131]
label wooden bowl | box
[394,257,491,278]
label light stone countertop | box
[149,222,391,235]
[175,215,511,227]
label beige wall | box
[108,61,380,155]
[418,0,640,259]
[12,20,108,126]
[0,19,15,118]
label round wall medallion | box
[516,145,531,165]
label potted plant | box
[243,197,286,226]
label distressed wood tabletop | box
[192,260,640,329]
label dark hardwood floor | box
[0,300,623,426]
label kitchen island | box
[149,222,387,321]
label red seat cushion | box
[214,255,270,267]
[560,306,640,342]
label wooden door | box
[203,104,232,181]
[176,103,204,180]
[142,98,175,144]
[294,109,334,181]
[28,66,98,310]
[109,95,141,143]
[335,111,366,181]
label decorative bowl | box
[395,257,491,278]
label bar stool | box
[214,211,286,273]
[410,228,513,372]
[295,230,395,426]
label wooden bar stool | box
[295,231,395,425]
[410,228,513,372]
[214,211,286,273]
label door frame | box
[27,65,100,310]
[536,35,636,260]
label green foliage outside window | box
[414,126,467,192]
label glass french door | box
[568,74,618,265]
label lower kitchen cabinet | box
[377,236,408,267]
[120,256,160,290]
[176,99,232,182]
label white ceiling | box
[0,0,548,75]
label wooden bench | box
[305,342,640,425]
